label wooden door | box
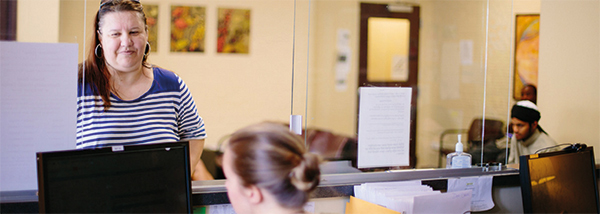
[359,3,420,168]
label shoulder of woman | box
[151,66,183,90]
[152,66,180,80]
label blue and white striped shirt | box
[76,67,206,149]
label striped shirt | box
[76,67,206,149]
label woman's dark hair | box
[227,122,321,210]
[78,0,149,110]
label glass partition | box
[306,0,516,170]
[7,0,521,180]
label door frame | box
[358,2,420,168]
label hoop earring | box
[144,42,151,57]
[94,44,103,58]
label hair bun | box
[290,152,321,192]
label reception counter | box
[191,167,523,213]
[1,167,522,213]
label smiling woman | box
[76,0,208,180]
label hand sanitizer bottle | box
[446,135,472,169]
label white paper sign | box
[336,29,351,91]
[447,176,495,211]
[357,87,412,168]
[460,39,474,65]
[0,42,78,192]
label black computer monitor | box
[36,141,192,213]
[519,146,599,213]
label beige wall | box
[538,0,600,157]
[17,0,60,43]
[59,0,99,62]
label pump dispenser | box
[446,134,472,168]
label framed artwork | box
[170,6,206,52]
[217,8,251,54]
[143,4,158,52]
[513,14,540,100]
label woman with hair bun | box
[223,122,321,214]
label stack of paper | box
[351,180,472,214]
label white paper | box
[354,180,468,214]
[440,42,460,100]
[337,28,350,48]
[413,190,472,213]
[0,41,78,192]
[354,180,433,213]
[388,191,442,214]
[460,40,473,65]
[357,87,412,168]
[336,29,351,91]
[447,176,495,211]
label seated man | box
[508,100,558,164]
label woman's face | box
[98,11,147,73]
[223,148,252,214]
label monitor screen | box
[37,141,192,213]
[519,146,599,213]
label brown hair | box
[78,0,150,110]
[227,122,321,209]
